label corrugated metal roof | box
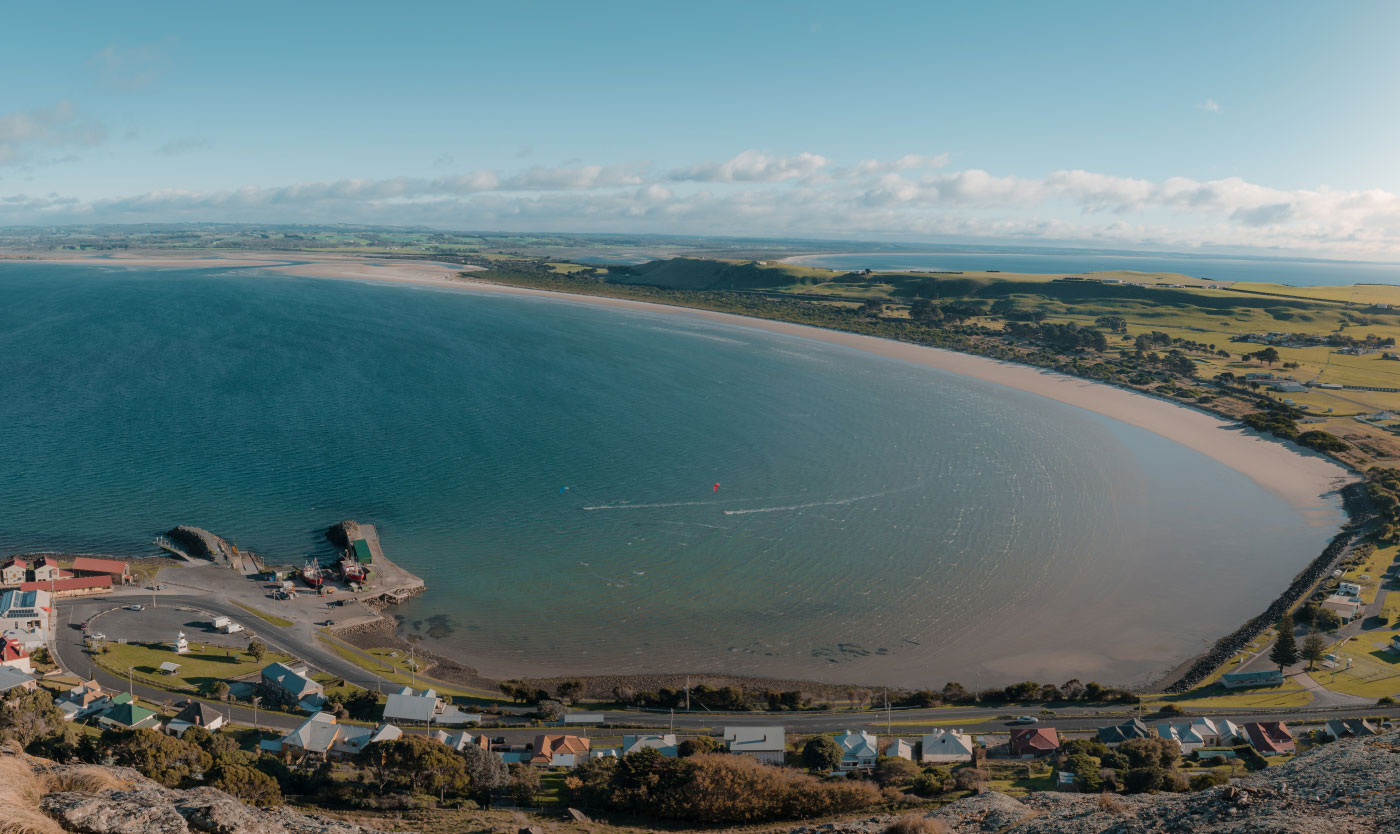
[351,539,373,564]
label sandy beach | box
[11,249,1354,513]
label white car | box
[87,632,107,642]
[1011,716,1038,725]
[125,604,144,611]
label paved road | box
[52,590,413,733]
[50,590,1400,743]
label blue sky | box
[4,1,1400,257]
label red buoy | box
[713,482,720,492]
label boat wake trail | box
[722,488,910,516]
[582,500,718,511]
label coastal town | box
[0,507,1397,830]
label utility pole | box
[127,666,133,696]
[884,688,891,734]
[685,677,690,712]
[669,708,674,733]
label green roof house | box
[98,701,158,730]
[351,539,373,565]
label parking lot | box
[84,604,254,649]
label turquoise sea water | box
[0,263,1343,686]
[787,249,1400,286]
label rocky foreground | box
[793,731,1399,834]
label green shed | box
[351,539,373,564]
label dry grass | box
[43,765,132,794]
[884,815,949,834]
[0,756,65,834]
[1096,793,1125,814]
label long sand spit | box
[16,250,1355,513]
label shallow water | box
[0,263,1343,686]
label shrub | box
[873,756,920,787]
[1123,766,1167,794]
[1096,793,1124,814]
[883,816,949,834]
[802,737,843,771]
[909,772,943,797]
[951,767,987,793]
[678,735,722,757]
[1189,771,1229,791]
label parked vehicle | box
[1012,716,1038,725]
[125,604,143,611]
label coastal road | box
[51,590,413,733]
[50,591,1400,742]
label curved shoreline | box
[9,250,1360,692]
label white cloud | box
[1199,98,1223,113]
[669,150,829,183]
[6,149,1400,259]
[0,101,105,166]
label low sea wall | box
[1163,481,1374,693]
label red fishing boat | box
[339,557,367,583]
[300,560,325,588]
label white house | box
[166,701,226,737]
[833,730,879,770]
[0,590,50,647]
[921,729,974,763]
[622,733,678,757]
[882,738,914,760]
[0,559,27,587]
[56,679,110,721]
[269,712,402,761]
[723,726,786,765]
[0,636,31,672]
[1321,594,1363,623]
[382,686,479,726]
[1157,722,1209,754]
[431,729,489,752]
[0,665,37,698]
[1338,582,1363,598]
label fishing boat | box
[300,560,325,588]
[339,557,367,583]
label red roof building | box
[529,734,591,765]
[70,557,133,582]
[1244,722,1295,755]
[1009,728,1061,758]
[0,636,28,670]
[19,575,112,596]
[0,558,27,586]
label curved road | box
[51,591,1400,742]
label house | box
[1180,717,1241,747]
[921,729,974,763]
[1008,728,1060,758]
[723,726,786,765]
[18,576,113,597]
[1321,595,1362,622]
[261,662,325,711]
[1097,718,1152,747]
[30,557,60,582]
[1243,722,1295,755]
[69,557,133,585]
[0,665,37,698]
[1390,634,1400,653]
[530,734,591,767]
[1220,669,1284,689]
[1325,718,1378,740]
[1213,719,1244,746]
[1156,722,1209,754]
[0,636,31,672]
[382,686,479,726]
[271,712,402,760]
[167,701,225,737]
[57,679,110,721]
[1338,582,1363,598]
[0,558,27,586]
[0,589,50,637]
[833,730,879,770]
[432,729,490,752]
[882,738,914,761]
[97,702,159,731]
[621,733,678,757]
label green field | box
[94,640,295,696]
[1316,630,1400,699]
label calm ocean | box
[0,263,1342,686]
